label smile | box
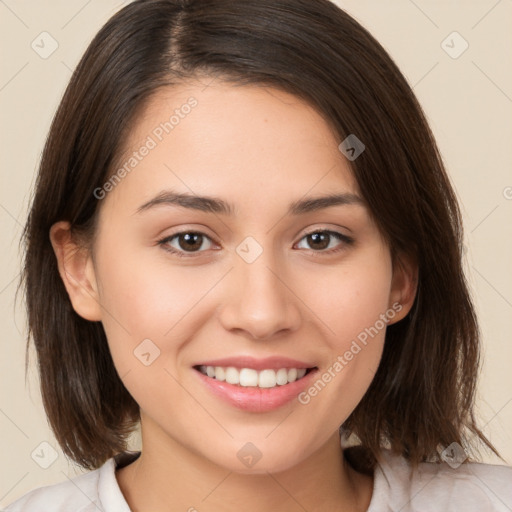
[195,365,314,388]
[192,360,319,412]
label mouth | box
[193,364,317,389]
[192,361,319,413]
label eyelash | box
[157,229,354,258]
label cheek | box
[93,239,224,370]
[95,236,184,328]
[302,250,393,348]
[296,250,392,405]
[294,322,388,427]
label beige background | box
[1,0,511,506]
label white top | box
[4,449,512,511]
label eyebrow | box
[135,190,365,216]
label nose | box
[217,248,302,340]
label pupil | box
[180,233,202,251]
[309,232,329,250]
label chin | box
[203,441,308,475]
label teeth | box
[258,369,276,388]
[215,366,226,382]
[225,366,239,385]
[288,368,297,382]
[240,368,259,387]
[198,365,310,388]
[276,368,289,385]
[297,368,307,379]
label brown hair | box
[20,0,498,471]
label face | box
[60,79,413,474]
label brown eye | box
[176,232,204,251]
[159,231,215,257]
[295,230,354,254]
[305,232,330,250]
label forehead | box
[104,79,362,214]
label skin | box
[50,78,417,512]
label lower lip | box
[193,368,318,412]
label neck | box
[116,418,373,512]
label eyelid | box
[295,224,352,240]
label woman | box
[8,0,511,510]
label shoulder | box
[369,449,512,512]
[3,466,103,512]
[2,454,134,512]
[3,452,139,512]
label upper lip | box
[193,356,317,371]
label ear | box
[387,250,418,324]
[49,221,102,321]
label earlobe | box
[388,251,418,324]
[49,221,102,322]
